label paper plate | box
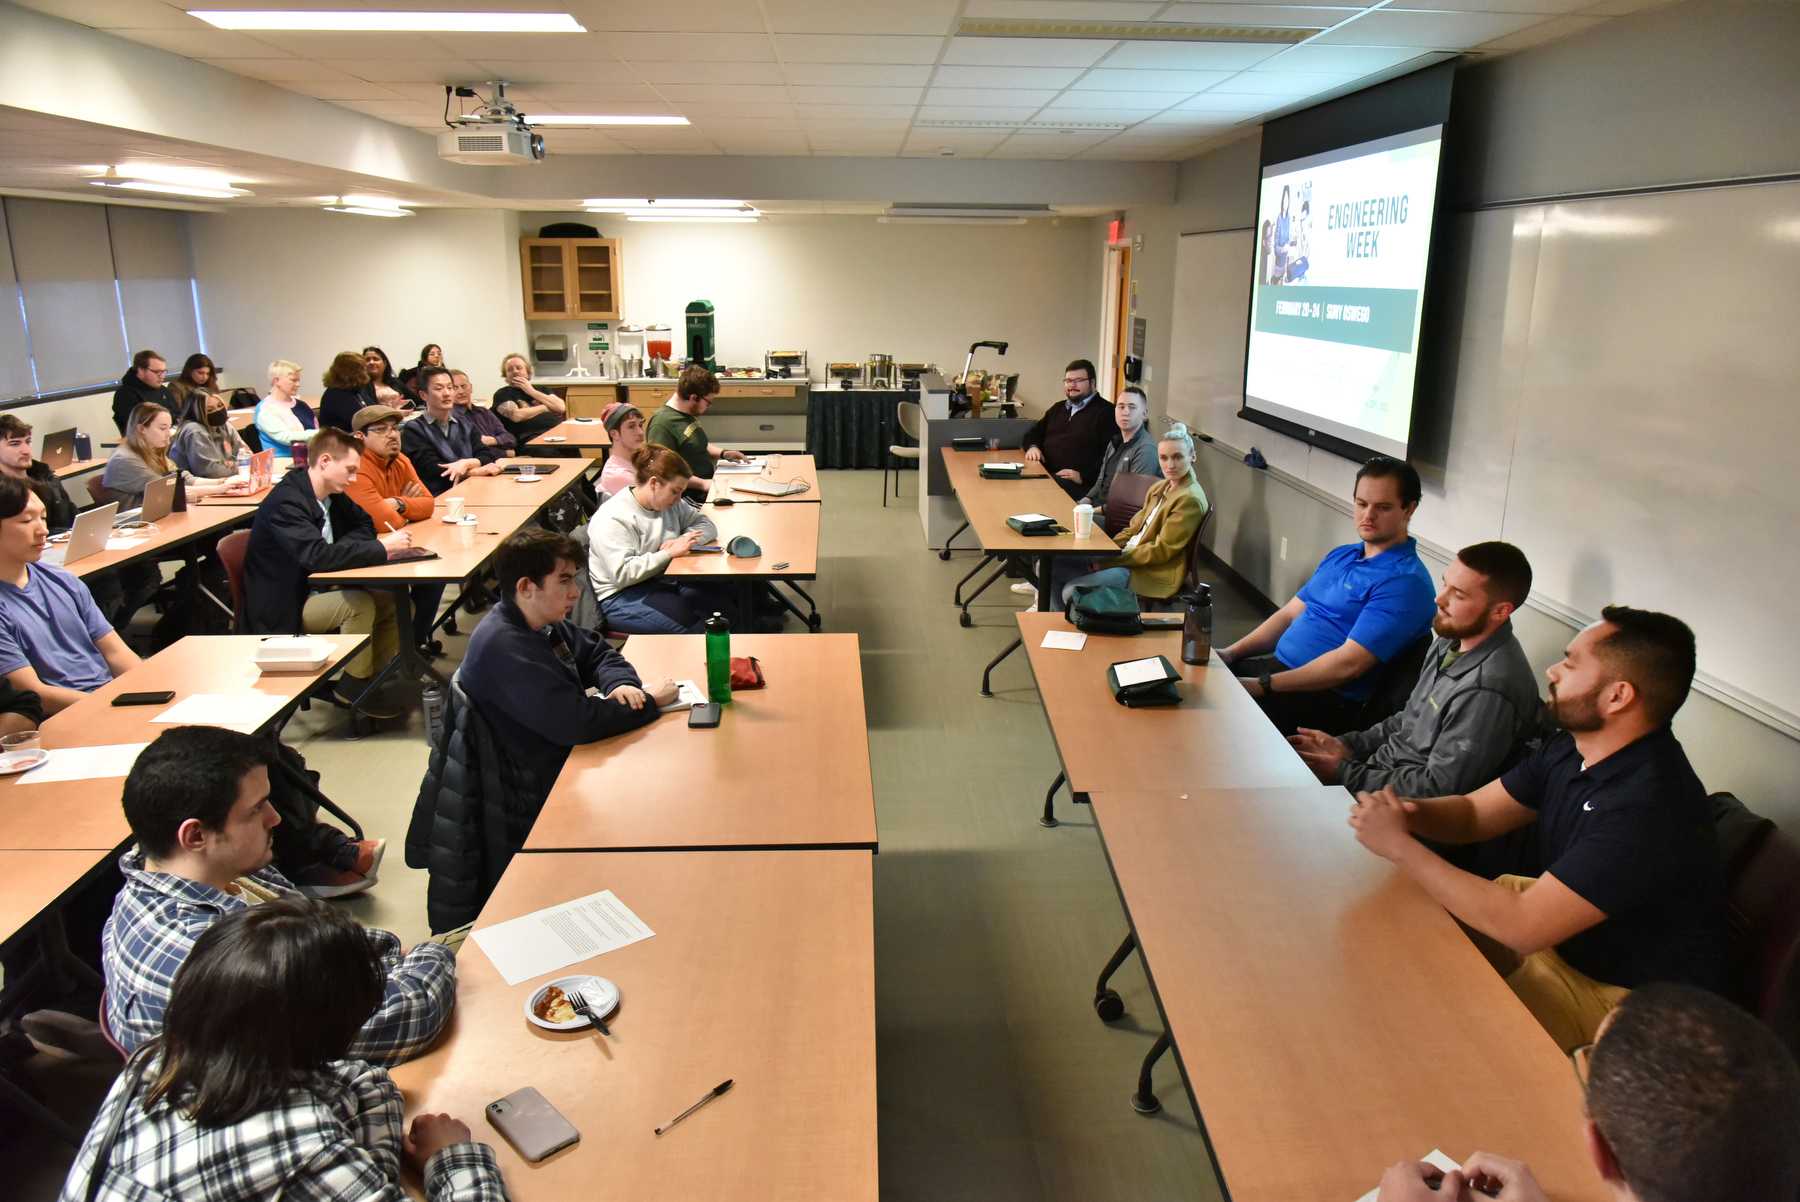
[441,513,478,523]
[525,975,620,1031]
[0,748,49,776]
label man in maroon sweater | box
[1024,359,1115,500]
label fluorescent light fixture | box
[190,9,585,30]
[529,115,688,126]
[93,180,242,200]
[956,17,1318,43]
[93,164,250,199]
[587,200,761,219]
[879,216,1026,225]
[584,198,744,208]
[324,195,412,217]
[885,204,1052,220]
[625,215,759,223]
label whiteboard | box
[1168,179,1800,724]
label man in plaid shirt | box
[102,726,455,1065]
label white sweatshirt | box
[586,486,718,602]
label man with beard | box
[1347,606,1732,1052]
[1289,542,1542,798]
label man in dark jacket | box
[1023,358,1116,499]
[401,366,502,495]
[244,426,410,717]
[462,528,676,788]
[0,414,77,531]
[111,350,176,434]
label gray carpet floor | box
[5,467,1268,1201]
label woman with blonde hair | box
[587,443,737,634]
[492,352,566,445]
[255,360,317,461]
[103,403,243,508]
[1045,421,1209,612]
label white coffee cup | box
[457,517,476,548]
[447,497,466,521]
[1073,503,1095,539]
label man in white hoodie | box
[587,442,737,634]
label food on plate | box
[534,984,578,1024]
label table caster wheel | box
[807,614,822,630]
[959,611,972,627]
[938,548,952,560]
[1095,990,1124,1022]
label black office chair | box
[1356,633,1433,728]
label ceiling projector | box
[440,81,545,165]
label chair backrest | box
[86,478,116,507]
[1104,471,1156,536]
[1722,808,1800,1034]
[216,529,251,633]
[1359,633,1433,727]
[1180,506,1216,596]
[897,400,922,441]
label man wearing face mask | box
[1347,606,1733,1052]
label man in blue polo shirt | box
[1348,606,1732,1052]
[1219,455,1436,735]
[0,475,141,714]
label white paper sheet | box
[1113,656,1174,687]
[714,458,769,475]
[1041,630,1087,651]
[658,679,708,713]
[470,889,656,986]
[17,743,151,785]
[1352,1150,1461,1202]
[1009,512,1054,524]
[151,693,289,731]
[104,537,149,551]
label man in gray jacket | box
[1289,541,1542,798]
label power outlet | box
[1280,537,1288,561]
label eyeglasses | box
[1570,1042,1594,1086]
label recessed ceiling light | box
[189,9,585,30]
[529,115,689,126]
[92,180,244,200]
[625,215,759,223]
[955,18,1318,43]
[584,199,750,212]
[324,195,412,216]
[114,163,242,189]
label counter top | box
[528,376,813,387]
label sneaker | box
[1010,582,1037,596]
[291,862,376,899]
[331,838,386,880]
[1024,604,1037,613]
[21,1010,120,1062]
[334,680,404,721]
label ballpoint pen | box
[654,1080,733,1135]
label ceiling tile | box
[772,34,948,63]
[11,0,200,30]
[787,85,926,104]
[761,0,962,35]
[321,58,489,83]
[655,83,794,102]
[1100,40,1284,67]
[1578,0,1679,15]
[1205,69,1360,93]
[964,0,1166,17]
[797,117,915,131]
[666,101,798,117]
[230,31,463,60]
[1168,91,1276,113]
[568,0,767,32]
[792,102,921,118]
[601,32,777,61]
[929,63,1085,88]
[279,80,408,102]
[1475,12,1607,49]
[1067,67,1233,90]
[1254,44,1429,71]
[423,32,622,61]
[1311,9,1550,45]
[781,63,934,86]
[106,27,291,58]
[197,57,353,82]
[1042,90,1187,110]
[915,104,1045,120]
[940,35,1118,66]
[463,61,630,83]
[1384,0,1599,11]
[688,117,806,129]
[501,83,666,103]
[925,86,1061,106]
[1154,3,1360,26]
[630,61,786,84]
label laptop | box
[40,428,76,471]
[118,473,180,524]
[732,476,810,497]
[42,502,118,567]
[500,462,561,475]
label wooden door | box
[571,239,622,319]
[1110,245,1132,399]
[520,239,573,319]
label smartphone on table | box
[486,1087,579,1162]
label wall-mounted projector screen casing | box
[1240,63,1455,463]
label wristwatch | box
[1258,671,1275,694]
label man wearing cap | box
[345,406,443,656]
[597,401,646,498]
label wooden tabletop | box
[52,458,106,479]
[439,463,584,510]
[0,634,365,851]
[939,447,1116,556]
[65,506,252,579]
[0,850,119,949]
[525,634,876,852]
[196,481,275,506]
[1017,612,1314,793]
[666,503,819,581]
[712,454,822,504]
[313,507,536,584]
[389,849,878,1202]
[1088,785,1606,1202]
[527,420,611,450]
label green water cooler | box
[685,299,716,372]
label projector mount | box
[443,81,545,156]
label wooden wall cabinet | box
[519,237,623,320]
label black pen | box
[654,1079,733,1135]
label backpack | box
[1065,584,1142,635]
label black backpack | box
[1064,584,1143,635]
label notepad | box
[470,889,656,986]
[17,743,151,785]
[1041,630,1087,651]
[152,693,289,732]
[104,537,149,551]
[1112,656,1175,687]
[1009,512,1054,525]
[1351,1150,1461,1202]
[714,458,769,474]
[659,679,708,713]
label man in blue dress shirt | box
[1219,455,1437,735]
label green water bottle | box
[704,612,732,704]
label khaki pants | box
[1489,875,1630,1052]
[303,588,398,680]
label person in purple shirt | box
[449,368,515,457]
[1219,455,1437,735]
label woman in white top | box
[587,443,738,634]
[254,360,318,460]
[597,401,646,498]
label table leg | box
[1131,1030,1172,1115]
[938,520,971,560]
[979,636,1023,697]
[1035,552,1052,613]
[1041,769,1066,828]
[1094,931,1137,1021]
[341,583,450,727]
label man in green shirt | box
[644,365,746,495]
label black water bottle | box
[1182,583,1213,666]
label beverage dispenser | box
[685,299,717,372]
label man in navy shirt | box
[400,367,503,496]
[1349,606,1732,1052]
[1219,455,1436,734]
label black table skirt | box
[807,388,919,469]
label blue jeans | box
[1051,564,1130,613]
[602,579,740,635]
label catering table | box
[805,387,917,469]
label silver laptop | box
[731,476,810,497]
[42,502,118,567]
[140,473,179,522]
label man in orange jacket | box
[346,406,444,655]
